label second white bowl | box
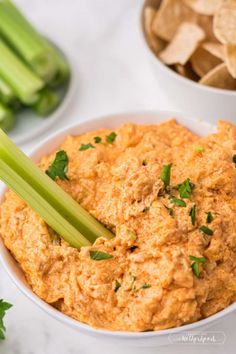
[140,0,236,124]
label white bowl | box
[140,0,236,124]
[0,111,235,347]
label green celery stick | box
[0,158,90,249]
[32,88,60,116]
[0,129,114,247]
[0,75,21,111]
[43,40,70,87]
[0,0,57,83]
[0,75,15,104]
[0,39,44,105]
[0,102,14,132]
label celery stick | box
[0,102,14,132]
[0,39,44,105]
[0,75,21,111]
[0,159,90,249]
[0,0,57,83]
[0,129,114,245]
[49,52,70,87]
[43,40,70,87]
[32,89,59,116]
[0,75,15,104]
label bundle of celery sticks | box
[0,0,70,132]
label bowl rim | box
[0,109,236,340]
[139,0,236,97]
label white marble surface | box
[0,0,236,353]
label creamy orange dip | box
[1,119,236,332]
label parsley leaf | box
[170,197,186,207]
[46,150,69,181]
[94,136,102,144]
[189,204,196,225]
[178,178,194,199]
[199,225,213,236]
[79,143,95,151]
[206,212,213,224]
[90,250,113,261]
[114,280,121,292]
[106,132,117,143]
[191,262,201,278]
[160,163,172,188]
[189,255,207,278]
[189,255,207,263]
[141,283,151,289]
[233,155,236,164]
[0,299,12,340]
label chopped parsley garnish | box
[178,178,194,199]
[233,155,236,164]
[206,212,214,224]
[106,132,117,143]
[190,255,207,263]
[189,204,196,225]
[114,280,121,292]
[160,163,172,188]
[0,299,12,340]
[195,145,205,152]
[190,255,207,278]
[94,136,102,144]
[170,197,186,207]
[79,143,95,151]
[141,283,151,289]
[199,225,213,236]
[46,150,69,181]
[133,283,151,293]
[89,250,113,261]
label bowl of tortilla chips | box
[140,0,236,123]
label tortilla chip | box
[225,44,236,78]
[152,0,215,42]
[197,16,217,42]
[183,0,227,16]
[152,0,195,41]
[159,22,205,65]
[191,46,222,77]
[144,7,166,54]
[199,63,236,89]
[175,63,200,80]
[202,41,225,60]
[213,2,236,44]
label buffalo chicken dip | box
[1,119,236,331]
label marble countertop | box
[0,0,235,353]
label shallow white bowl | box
[140,0,236,124]
[0,111,235,347]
